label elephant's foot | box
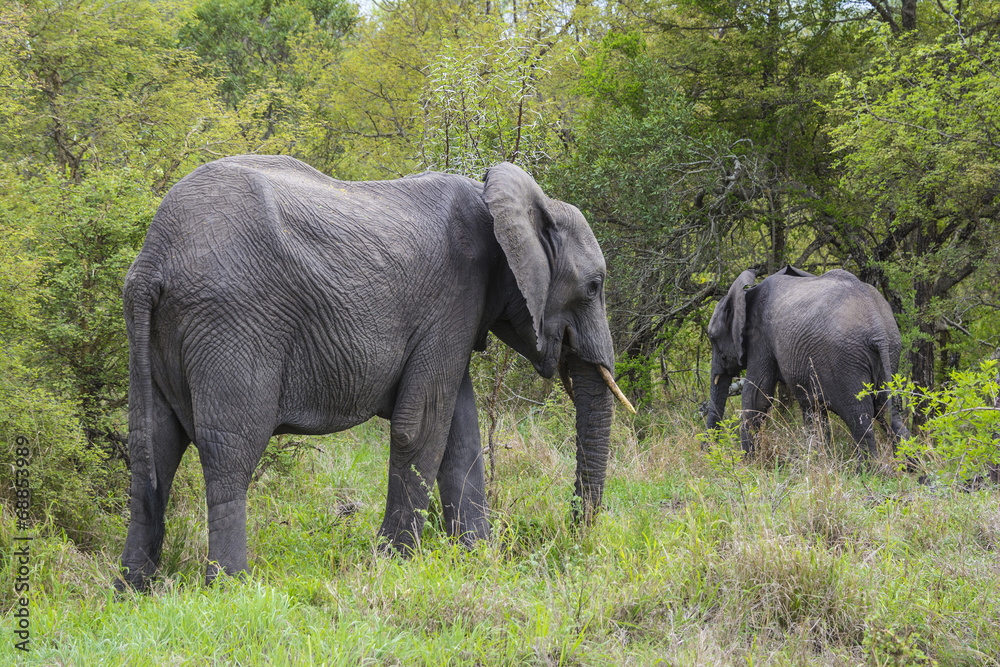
[451,515,490,548]
[117,523,163,594]
[205,561,251,587]
[441,494,490,547]
[376,511,424,557]
[114,566,155,595]
[376,531,418,558]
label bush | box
[25,168,156,435]
[0,164,138,547]
[0,354,127,548]
[874,361,1000,485]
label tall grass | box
[3,400,999,665]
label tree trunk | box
[909,223,936,429]
[901,0,918,32]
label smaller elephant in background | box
[705,266,909,456]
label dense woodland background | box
[1,0,999,558]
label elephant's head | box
[706,269,756,429]
[482,162,633,521]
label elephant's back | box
[144,156,486,281]
[764,273,897,393]
[767,272,886,331]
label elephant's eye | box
[586,277,603,299]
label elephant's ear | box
[710,269,756,366]
[483,162,553,350]
[774,265,814,278]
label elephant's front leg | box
[380,370,461,554]
[801,403,833,444]
[437,369,489,547]
[740,366,778,455]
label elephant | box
[705,266,909,457]
[117,155,634,591]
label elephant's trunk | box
[567,355,615,525]
[706,366,733,430]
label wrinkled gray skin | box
[705,266,909,456]
[118,156,617,591]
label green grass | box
[3,403,1000,665]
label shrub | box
[872,362,999,485]
[0,354,127,548]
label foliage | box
[0,164,131,544]
[697,414,756,504]
[177,0,357,158]
[828,21,1000,394]
[0,169,39,351]
[421,16,560,177]
[552,34,742,378]
[179,0,357,109]
[292,0,579,178]
[0,353,125,548]
[864,625,939,667]
[633,0,870,275]
[874,361,1000,485]
[1,168,157,442]
[0,2,33,144]
[12,0,257,187]
[292,0,478,177]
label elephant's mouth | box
[557,337,635,414]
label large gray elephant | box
[117,155,633,590]
[705,266,909,456]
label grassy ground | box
[3,396,1000,665]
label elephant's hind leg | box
[195,421,273,584]
[189,355,279,584]
[842,394,879,460]
[437,369,489,547]
[118,390,189,592]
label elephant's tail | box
[874,337,895,388]
[124,270,164,547]
[871,336,899,419]
[873,335,911,442]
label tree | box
[828,21,1000,417]
[421,14,564,176]
[180,0,356,106]
[3,0,273,447]
[0,2,34,150]
[864,0,918,34]
[617,0,872,275]
[550,32,761,401]
[0,163,128,543]
[291,0,457,177]
[26,170,157,437]
[178,0,357,148]
[15,0,256,188]
[294,0,576,178]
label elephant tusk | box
[559,363,575,402]
[599,366,636,414]
[714,375,719,386]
